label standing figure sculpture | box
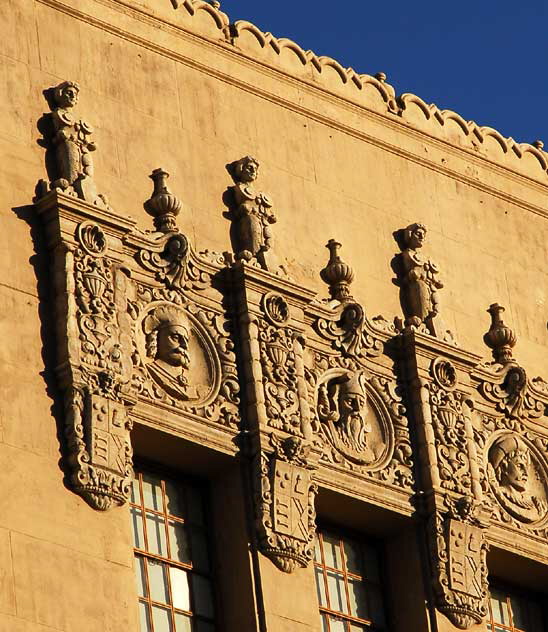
[143,305,196,400]
[50,81,106,207]
[397,223,445,337]
[230,156,277,270]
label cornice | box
[38,0,548,221]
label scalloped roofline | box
[171,0,548,182]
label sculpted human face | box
[340,393,367,420]
[500,452,529,492]
[61,85,79,108]
[156,325,189,368]
[240,159,258,183]
[409,226,426,249]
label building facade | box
[1,1,548,631]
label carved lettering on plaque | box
[448,519,482,599]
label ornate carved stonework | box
[394,223,453,340]
[427,499,489,630]
[65,386,134,510]
[487,433,548,526]
[253,435,318,573]
[228,156,277,270]
[36,142,242,507]
[36,191,137,509]
[40,82,108,208]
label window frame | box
[313,523,389,632]
[130,460,219,632]
[486,579,547,632]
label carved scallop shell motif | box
[262,292,290,326]
[431,357,457,390]
[77,221,107,256]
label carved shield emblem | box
[447,520,483,598]
[273,460,311,542]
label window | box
[314,528,386,632]
[487,585,545,632]
[130,468,216,632]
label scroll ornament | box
[316,241,384,359]
[253,435,318,573]
[478,304,548,420]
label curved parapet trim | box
[174,1,548,181]
[172,0,229,32]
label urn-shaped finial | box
[144,168,182,233]
[483,303,516,364]
[320,239,355,302]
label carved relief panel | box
[306,243,414,493]
[36,86,242,509]
[472,305,548,542]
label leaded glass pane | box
[148,559,170,605]
[151,604,173,632]
[146,511,168,556]
[170,567,191,612]
[142,473,163,511]
[139,600,152,632]
[168,520,191,564]
[323,533,343,569]
[135,555,147,598]
[131,507,145,549]
[326,571,346,613]
[174,612,192,632]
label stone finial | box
[483,303,516,364]
[320,240,355,302]
[375,72,387,82]
[533,140,544,150]
[144,168,182,233]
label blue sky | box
[225,1,548,144]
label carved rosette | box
[253,435,318,573]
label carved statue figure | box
[143,305,196,400]
[488,435,547,524]
[398,223,445,336]
[50,81,105,206]
[318,372,376,462]
[230,156,277,269]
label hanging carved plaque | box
[254,435,318,573]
